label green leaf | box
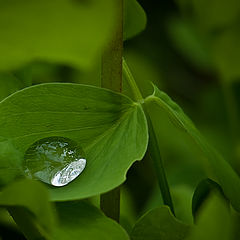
[53,201,129,240]
[145,85,240,212]
[0,139,22,187]
[0,179,130,240]
[187,194,232,240]
[131,206,190,240]
[192,178,225,218]
[123,51,162,98]
[143,184,194,225]
[0,83,148,201]
[124,0,147,40]
[0,0,118,71]
[0,179,56,239]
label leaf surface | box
[0,179,130,240]
[124,0,147,40]
[0,0,117,70]
[53,201,129,240]
[191,178,225,218]
[0,179,55,239]
[187,194,232,240]
[145,85,240,212]
[0,83,148,201]
[131,206,190,240]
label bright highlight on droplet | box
[23,136,86,187]
[51,158,86,187]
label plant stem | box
[123,58,143,102]
[100,0,123,222]
[123,59,175,214]
[145,111,175,215]
[146,113,175,215]
[101,1,123,92]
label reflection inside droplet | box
[51,158,86,186]
[23,136,86,187]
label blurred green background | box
[1,0,240,238]
[124,0,240,226]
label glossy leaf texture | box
[123,0,147,40]
[53,201,129,240]
[0,83,148,201]
[131,206,190,240]
[0,179,55,239]
[144,85,240,212]
[0,0,118,71]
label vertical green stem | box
[123,58,175,214]
[123,58,143,102]
[100,0,123,222]
[146,113,175,215]
[101,0,123,92]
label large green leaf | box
[0,0,117,71]
[0,179,55,240]
[53,201,129,240]
[144,85,240,212]
[0,83,148,201]
[124,0,147,40]
[131,206,190,240]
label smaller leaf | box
[0,179,56,239]
[192,178,226,218]
[187,194,232,240]
[124,0,147,40]
[131,206,190,240]
[53,201,129,240]
[145,85,240,213]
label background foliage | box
[1,0,240,239]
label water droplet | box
[23,137,86,187]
